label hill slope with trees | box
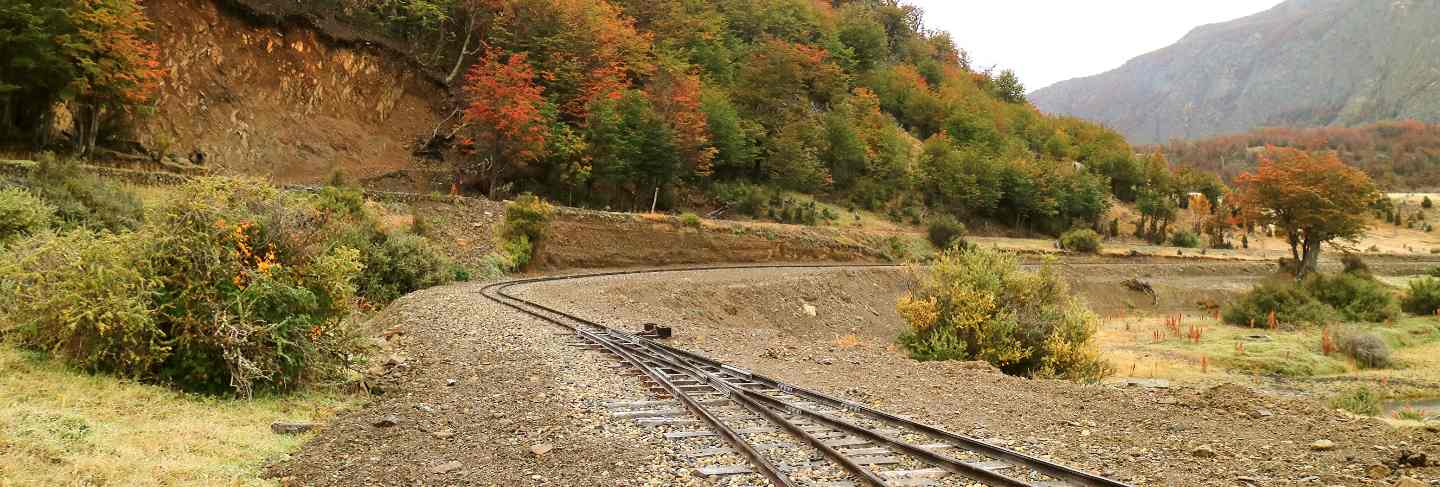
[1029,0,1440,145]
[1156,120,1440,190]
[5,0,1218,236]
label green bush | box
[496,194,553,271]
[1058,228,1102,253]
[1,230,164,376]
[1222,279,1336,328]
[141,179,369,394]
[1169,230,1200,248]
[896,247,1113,382]
[353,233,454,304]
[1401,277,1440,315]
[1330,386,1381,416]
[1335,329,1392,369]
[0,177,464,395]
[679,212,702,228]
[27,155,144,232]
[926,215,967,250]
[1301,273,1399,322]
[315,185,367,218]
[0,188,55,246]
[1341,253,1370,275]
[1425,196,1434,209]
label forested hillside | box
[1158,120,1440,190]
[1030,0,1440,145]
[2,0,1211,235]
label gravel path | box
[269,282,701,486]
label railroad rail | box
[480,265,1133,487]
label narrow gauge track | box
[480,265,1133,487]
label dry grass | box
[0,345,356,486]
[1098,313,1440,385]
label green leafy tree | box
[991,69,1026,103]
[0,2,74,145]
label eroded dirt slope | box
[140,0,444,185]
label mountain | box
[1029,0,1440,145]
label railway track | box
[480,266,1134,487]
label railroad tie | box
[609,409,686,419]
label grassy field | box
[0,345,356,486]
[1100,311,1440,393]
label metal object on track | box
[638,322,673,339]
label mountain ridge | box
[1029,0,1440,144]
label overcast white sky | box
[905,1,1285,91]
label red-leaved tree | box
[1234,147,1380,276]
[461,49,550,197]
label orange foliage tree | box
[461,49,550,197]
[1233,147,1380,276]
[646,70,715,178]
[64,0,164,157]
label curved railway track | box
[481,265,1134,487]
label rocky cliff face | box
[138,0,445,185]
[1029,0,1440,144]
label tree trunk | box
[445,15,479,86]
[1,96,11,137]
[33,101,55,150]
[86,105,103,158]
[1286,231,1301,263]
[1298,237,1322,278]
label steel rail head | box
[635,342,891,487]
[575,328,800,487]
[649,339,1133,487]
[736,387,1037,487]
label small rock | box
[530,443,554,456]
[802,304,817,317]
[446,379,458,387]
[432,428,455,439]
[372,416,399,428]
[814,356,835,365]
[1366,463,1392,479]
[1253,409,1273,418]
[415,403,434,413]
[1190,445,1217,458]
[1394,477,1425,487]
[1398,451,1428,467]
[431,461,462,474]
[1311,439,1336,451]
[270,421,316,435]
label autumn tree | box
[1235,147,1381,276]
[64,0,164,158]
[646,70,716,180]
[461,49,551,197]
[497,0,653,118]
[1,0,162,154]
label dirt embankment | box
[137,0,447,186]
[536,210,891,270]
